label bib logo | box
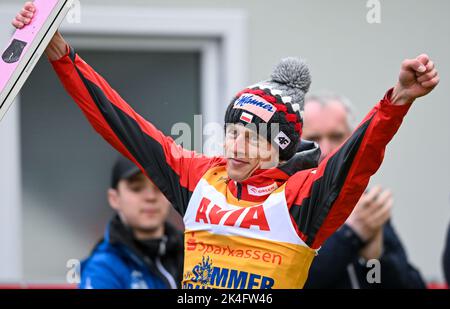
[248,183,278,197]
[195,197,270,231]
[194,256,214,286]
[183,256,275,289]
[233,94,276,122]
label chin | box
[137,217,161,229]
[137,223,161,232]
[226,169,249,183]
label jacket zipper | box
[155,236,177,289]
[237,182,242,200]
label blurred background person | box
[79,157,184,289]
[443,223,450,286]
[302,93,426,289]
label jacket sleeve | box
[286,89,412,248]
[50,45,223,215]
[79,255,125,289]
[377,221,426,289]
[304,224,366,288]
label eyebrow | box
[303,134,321,141]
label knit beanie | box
[224,57,311,161]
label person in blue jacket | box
[302,93,426,289]
[80,157,184,289]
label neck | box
[133,225,164,240]
[260,160,279,169]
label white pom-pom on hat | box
[270,57,311,94]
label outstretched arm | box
[12,2,223,215]
[287,54,439,249]
[12,2,70,60]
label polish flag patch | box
[240,112,254,124]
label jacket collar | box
[105,214,182,264]
[227,140,321,201]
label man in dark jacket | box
[80,157,184,289]
[302,93,426,289]
[443,224,450,285]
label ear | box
[107,188,121,211]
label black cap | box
[111,157,142,189]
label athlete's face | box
[302,100,352,162]
[224,123,279,182]
[108,173,171,237]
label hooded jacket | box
[80,215,184,289]
[52,45,412,289]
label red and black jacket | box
[51,45,411,250]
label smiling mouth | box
[229,158,249,164]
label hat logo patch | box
[274,131,291,150]
[233,94,276,122]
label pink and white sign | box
[0,0,72,121]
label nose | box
[142,186,158,202]
[232,133,247,157]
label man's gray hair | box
[305,91,357,130]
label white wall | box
[0,104,21,281]
[0,7,21,281]
[2,0,450,282]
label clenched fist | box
[392,54,439,105]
